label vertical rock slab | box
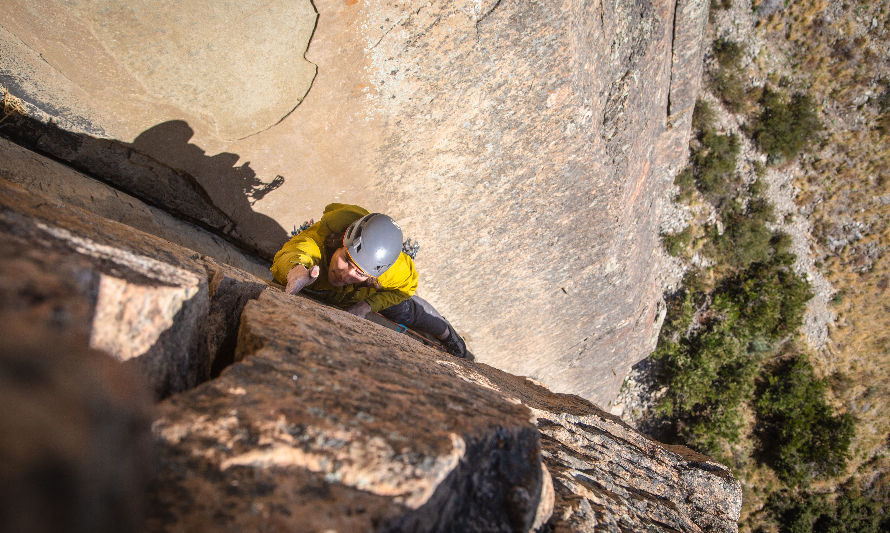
[354,0,710,405]
[1,0,712,409]
[150,290,548,532]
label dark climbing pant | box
[379,295,449,338]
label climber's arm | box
[285,264,320,295]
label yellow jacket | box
[271,203,418,312]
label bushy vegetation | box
[676,100,743,204]
[710,0,732,12]
[755,353,855,486]
[713,38,745,70]
[750,88,822,164]
[694,130,741,199]
[709,39,748,113]
[651,1,889,531]
[653,230,812,457]
[709,196,776,269]
[761,486,889,533]
[662,225,694,258]
[653,81,846,496]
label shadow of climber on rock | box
[130,120,287,257]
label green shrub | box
[755,353,854,485]
[714,38,745,70]
[708,40,748,114]
[763,486,888,533]
[712,203,775,269]
[830,289,846,306]
[654,305,762,456]
[692,99,717,134]
[652,240,811,456]
[674,166,697,201]
[710,67,748,113]
[750,88,823,164]
[725,252,812,340]
[656,273,700,342]
[662,225,694,257]
[693,131,741,199]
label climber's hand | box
[286,264,319,295]
[346,300,371,318]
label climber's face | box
[328,247,370,287]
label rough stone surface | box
[0,178,270,398]
[150,290,548,532]
[0,299,153,533]
[0,171,739,530]
[149,286,739,532]
[0,136,272,279]
[360,0,710,405]
[464,364,742,532]
[1,0,711,406]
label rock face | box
[1,0,710,406]
[0,176,740,531]
[151,290,548,532]
[0,0,318,140]
[358,0,710,405]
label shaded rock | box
[0,318,154,533]
[0,112,237,246]
[204,263,268,378]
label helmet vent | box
[355,242,362,252]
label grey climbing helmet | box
[342,213,403,277]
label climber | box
[271,203,474,360]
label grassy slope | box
[756,0,890,492]
[637,1,890,530]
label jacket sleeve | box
[365,254,419,312]
[270,233,323,285]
